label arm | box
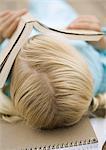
[0,9,27,45]
[67,15,106,50]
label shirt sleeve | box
[0,39,11,97]
[102,27,106,34]
[0,39,9,52]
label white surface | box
[58,143,98,150]
[90,118,106,150]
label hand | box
[0,9,27,43]
[67,15,106,49]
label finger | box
[67,15,101,30]
[0,9,27,38]
[68,22,101,31]
[0,10,10,17]
[0,9,27,34]
[0,12,12,24]
[15,9,28,16]
[3,10,26,28]
[71,18,100,26]
[0,13,13,33]
[74,15,100,24]
[0,14,20,33]
[3,17,20,38]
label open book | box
[0,117,99,150]
[0,13,104,88]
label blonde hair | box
[0,35,105,129]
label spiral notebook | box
[0,117,98,150]
[0,13,104,89]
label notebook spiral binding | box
[21,138,98,150]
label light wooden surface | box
[90,118,106,150]
[0,0,105,26]
[0,0,28,10]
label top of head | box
[10,34,93,129]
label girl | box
[0,6,106,129]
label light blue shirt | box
[1,0,106,96]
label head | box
[10,34,93,129]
